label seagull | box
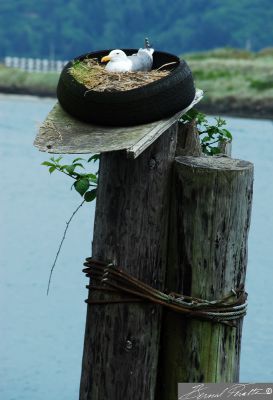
[101,38,154,72]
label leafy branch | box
[42,154,99,294]
[41,154,99,201]
[180,109,232,155]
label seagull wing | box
[128,49,153,72]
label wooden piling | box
[158,155,253,399]
[79,124,178,400]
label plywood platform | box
[34,89,203,158]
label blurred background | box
[1,0,273,117]
[1,0,273,55]
[0,1,273,399]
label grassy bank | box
[0,65,59,96]
[1,48,273,118]
[185,47,273,118]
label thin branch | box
[47,199,86,295]
[156,61,178,71]
[206,139,222,146]
[55,166,80,180]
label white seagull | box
[101,38,154,73]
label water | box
[0,95,272,399]
[0,95,96,399]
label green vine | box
[42,154,99,294]
[180,108,232,155]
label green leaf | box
[65,165,76,174]
[83,173,97,183]
[210,147,221,155]
[87,154,100,163]
[64,164,84,175]
[215,117,226,127]
[90,178,98,184]
[201,136,211,142]
[49,156,62,163]
[221,129,233,139]
[74,178,90,196]
[84,189,97,202]
[206,126,218,135]
[72,163,84,169]
[41,161,55,167]
[49,166,56,174]
[196,113,207,125]
[72,157,85,163]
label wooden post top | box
[33,89,203,159]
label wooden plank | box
[79,124,178,400]
[157,156,253,399]
[126,91,203,158]
[34,89,203,158]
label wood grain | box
[175,120,202,157]
[79,124,178,400]
[158,156,254,399]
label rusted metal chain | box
[83,258,248,326]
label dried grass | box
[69,58,172,92]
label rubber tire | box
[57,49,196,127]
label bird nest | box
[69,58,173,92]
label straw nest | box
[69,58,174,92]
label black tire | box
[57,49,196,127]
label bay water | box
[0,94,272,399]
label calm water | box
[0,94,272,399]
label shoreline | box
[0,86,56,98]
[1,87,272,120]
[197,98,273,120]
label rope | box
[83,258,248,327]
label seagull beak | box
[101,55,111,63]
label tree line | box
[0,0,273,60]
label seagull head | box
[101,50,127,63]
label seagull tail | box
[144,37,154,55]
[145,37,151,49]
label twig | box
[156,61,178,71]
[46,199,86,295]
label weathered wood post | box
[158,153,253,399]
[79,124,178,399]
